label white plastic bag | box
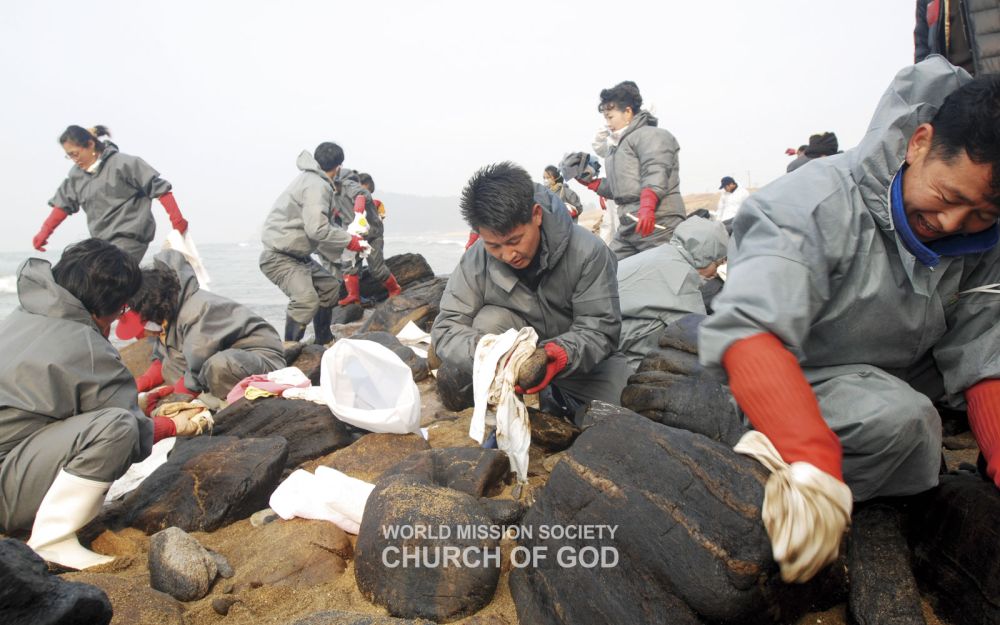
[268,467,375,534]
[320,339,421,434]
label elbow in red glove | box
[966,378,1000,489]
[515,342,569,395]
[353,194,367,214]
[347,235,365,253]
[136,359,164,392]
[635,188,659,237]
[159,192,189,234]
[33,206,70,251]
[173,376,198,398]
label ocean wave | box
[0,275,15,294]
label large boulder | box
[509,404,841,625]
[380,448,511,498]
[350,331,429,382]
[212,397,357,470]
[911,474,1000,625]
[347,253,436,303]
[0,538,113,625]
[63,572,184,625]
[285,611,433,625]
[299,432,431,482]
[360,277,448,335]
[110,436,288,534]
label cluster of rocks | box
[4,260,1000,625]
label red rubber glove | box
[173,376,198,398]
[577,178,602,193]
[353,194,367,214]
[159,192,189,234]
[966,379,1000,488]
[636,188,659,237]
[567,206,579,219]
[144,385,175,417]
[347,235,365,252]
[723,332,843,481]
[33,207,69,251]
[136,359,164,392]
[515,342,569,395]
[153,415,177,442]
[465,232,480,250]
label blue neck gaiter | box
[890,166,999,267]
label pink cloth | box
[225,374,311,404]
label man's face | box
[478,204,544,270]
[904,124,1000,242]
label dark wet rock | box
[282,340,304,367]
[148,527,218,602]
[227,518,352,592]
[360,277,448,335]
[212,595,240,616]
[479,497,526,526]
[435,360,474,412]
[349,254,436,305]
[290,344,328,385]
[848,504,925,625]
[331,303,365,326]
[64,572,183,625]
[111,436,287,534]
[212,397,355,470]
[300,432,431,482]
[621,328,743,446]
[350,331,429,382]
[381,447,511,497]
[285,610,433,625]
[0,538,113,625]
[528,408,580,452]
[911,474,1000,625]
[509,405,843,625]
[355,474,502,622]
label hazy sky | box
[2,1,918,250]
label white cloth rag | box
[396,321,431,358]
[733,430,853,583]
[282,386,327,403]
[268,467,375,534]
[163,230,212,290]
[105,437,177,502]
[469,327,539,483]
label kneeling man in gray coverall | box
[0,239,154,570]
[432,162,629,421]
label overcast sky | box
[1,0,918,250]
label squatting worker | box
[34,125,191,264]
[259,142,366,344]
[0,240,180,570]
[577,81,686,260]
[432,162,629,423]
[699,57,1000,576]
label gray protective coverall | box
[336,169,390,282]
[432,185,628,412]
[0,259,153,532]
[549,181,583,222]
[48,143,172,263]
[260,151,354,324]
[593,111,686,259]
[700,57,1000,501]
[619,217,728,371]
[155,250,284,398]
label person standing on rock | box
[0,239,180,570]
[432,162,629,422]
[334,169,402,307]
[259,142,366,344]
[33,125,191,264]
[576,81,686,260]
[118,249,285,409]
[699,57,1000,581]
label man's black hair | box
[314,142,345,172]
[460,162,535,233]
[930,74,1000,205]
[128,266,181,324]
[52,238,141,317]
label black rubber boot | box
[284,316,306,342]
[313,306,334,345]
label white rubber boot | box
[26,469,114,569]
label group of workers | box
[2,54,1000,591]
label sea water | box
[0,232,467,335]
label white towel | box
[268,467,375,534]
[163,230,212,290]
[469,328,538,483]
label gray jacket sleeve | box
[635,128,678,198]
[80,333,153,459]
[549,241,621,376]
[301,181,352,263]
[122,155,172,199]
[934,248,1000,398]
[431,252,486,366]
[699,194,841,370]
[49,177,80,213]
